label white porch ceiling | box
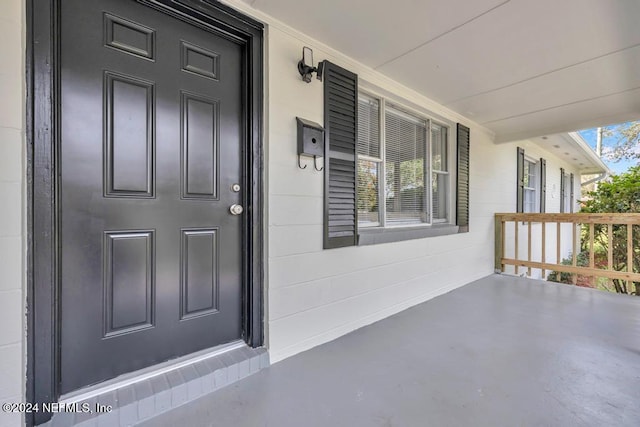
[244,0,640,143]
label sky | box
[578,124,638,174]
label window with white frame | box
[562,173,571,212]
[357,95,382,226]
[431,123,449,222]
[357,93,452,228]
[522,158,540,213]
[558,167,574,213]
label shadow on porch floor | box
[140,274,640,427]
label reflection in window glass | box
[385,107,427,224]
[432,173,448,221]
[357,160,380,226]
[563,173,571,212]
[357,96,380,158]
[355,93,452,229]
[523,159,538,213]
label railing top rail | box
[495,213,640,224]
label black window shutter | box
[456,123,470,232]
[559,167,565,213]
[539,158,546,213]
[322,61,358,249]
[516,147,524,212]
[570,173,574,213]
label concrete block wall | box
[0,0,25,426]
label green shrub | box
[547,251,589,285]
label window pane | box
[563,174,571,212]
[357,159,380,226]
[432,172,448,221]
[385,106,427,224]
[524,188,535,213]
[523,161,531,187]
[431,124,447,172]
[357,95,380,158]
[523,159,538,189]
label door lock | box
[229,204,244,215]
[231,184,241,192]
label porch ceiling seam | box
[374,0,512,70]
[444,41,640,106]
[481,84,640,125]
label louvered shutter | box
[559,168,565,213]
[539,158,546,213]
[456,124,470,232]
[570,173,574,213]
[516,147,525,213]
[323,61,358,249]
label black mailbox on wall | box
[296,117,324,157]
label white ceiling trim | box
[566,132,610,174]
[525,133,607,174]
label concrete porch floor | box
[140,274,640,427]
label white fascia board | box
[565,132,611,174]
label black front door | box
[59,0,244,393]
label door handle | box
[229,204,244,215]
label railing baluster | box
[608,224,613,290]
[541,221,546,278]
[556,222,561,265]
[501,220,505,272]
[494,216,503,273]
[628,224,633,292]
[589,223,594,286]
[572,221,577,285]
[527,221,532,277]
[514,220,519,275]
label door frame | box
[26,0,264,424]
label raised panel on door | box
[181,229,219,319]
[104,230,155,336]
[181,41,219,80]
[104,13,156,60]
[104,71,155,197]
[181,92,219,200]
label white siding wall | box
[263,22,500,362]
[0,0,25,426]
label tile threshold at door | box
[44,343,269,427]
